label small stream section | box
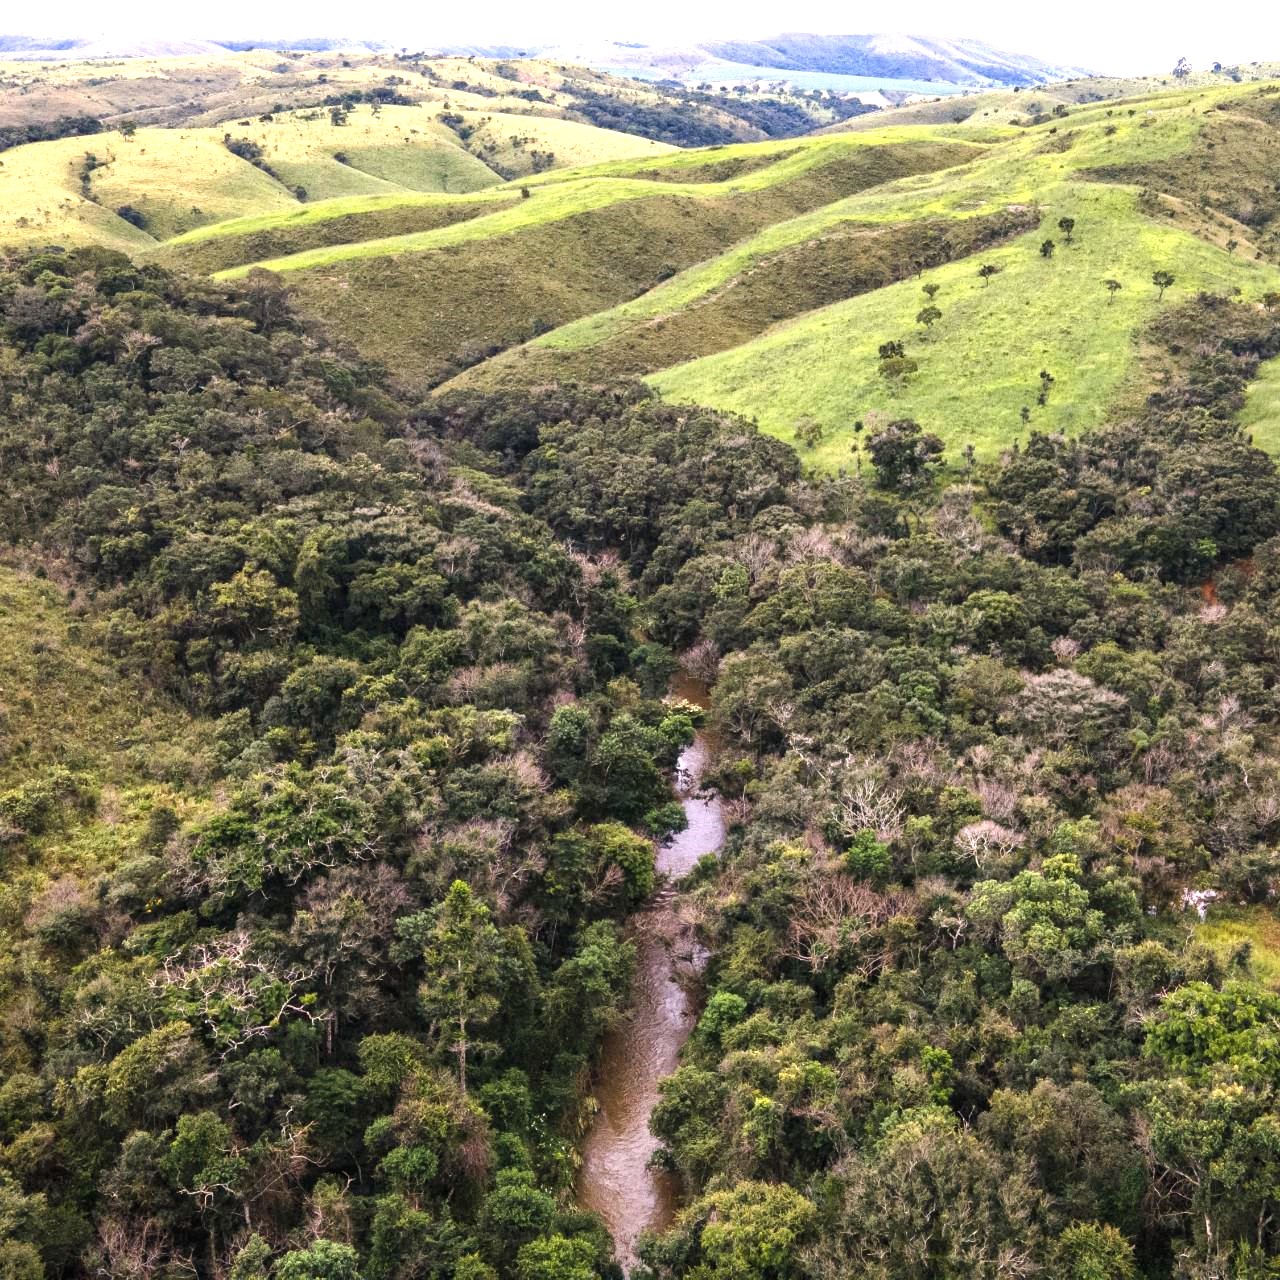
[576,676,726,1274]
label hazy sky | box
[9,0,1280,76]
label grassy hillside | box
[440,110,676,179]
[208,132,979,383]
[0,128,295,247]
[216,106,503,199]
[1196,906,1280,989]
[0,48,875,142]
[0,101,678,247]
[9,61,1280,471]
[445,205,1037,391]
[0,566,210,887]
[594,80,1280,466]
[652,183,1276,465]
[833,62,1280,133]
[1240,346,1280,454]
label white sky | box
[8,0,1280,77]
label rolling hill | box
[430,78,1280,466]
[190,131,983,384]
[0,101,678,247]
[4,57,1280,470]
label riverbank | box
[575,679,725,1272]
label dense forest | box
[1,246,1280,1280]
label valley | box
[4,36,1280,1280]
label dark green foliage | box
[8,241,1280,1280]
[0,113,102,153]
[0,248,725,1279]
[866,418,946,491]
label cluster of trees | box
[566,86,858,148]
[0,113,102,154]
[0,249,719,1279]
[4,245,1280,1280]
[434,295,1280,1278]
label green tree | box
[1145,980,1280,1085]
[1103,278,1123,304]
[978,263,1002,287]
[1152,270,1175,301]
[966,855,1108,983]
[414,881,504,1092]
[677,1181,817,1280]
[515,1235,596,1280]
[478,1169,555,1267]
[1058,216,1076,243]
[916,305,942,330]
[866,419,945,493]
[1040,239,1056,259]
[275,1241,363,1280]
[1052,1223,1136,1279]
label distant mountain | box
[437,32,1090,95]
[0,29,1089,88]
[534,33,1089,90]
[0,35,229,58]
[694,33,1087,86]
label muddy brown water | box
[576,677,726,1274]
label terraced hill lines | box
[8,60,1279,474]
[444,203,1039,392]
[440,110,678,179]
[0,100,677,251]
[210,131,981,275]
[206,132,983,383]
[0,128,300,248]
[210,106,505,201]
[155,191,521,275]
[425,78,1280,467]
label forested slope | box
[2,238,1280,1278]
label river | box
[576,677,726,1274]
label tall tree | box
[416,881,504,1092]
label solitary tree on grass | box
[1057,216,1076,243]
[1040,239,1056,259]
[917,305,942,330]
[1153,269,1175,301]
[922,282,941,302]
[1104,278,1123,304]
[978,263,1002,287]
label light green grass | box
[224,105,502,199]
[450,110,676,178]
[0,95,672,249]
[0,129,298,246]
[1240,347,1280,455]
[0,566,211,882]
[160,187,511,247]
[1196,905,1280,989]
[175,127,954,255]
[477,85,1230,369]
[210,129,977,278]
[524,172,997,357]
[651,182,1280,466]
